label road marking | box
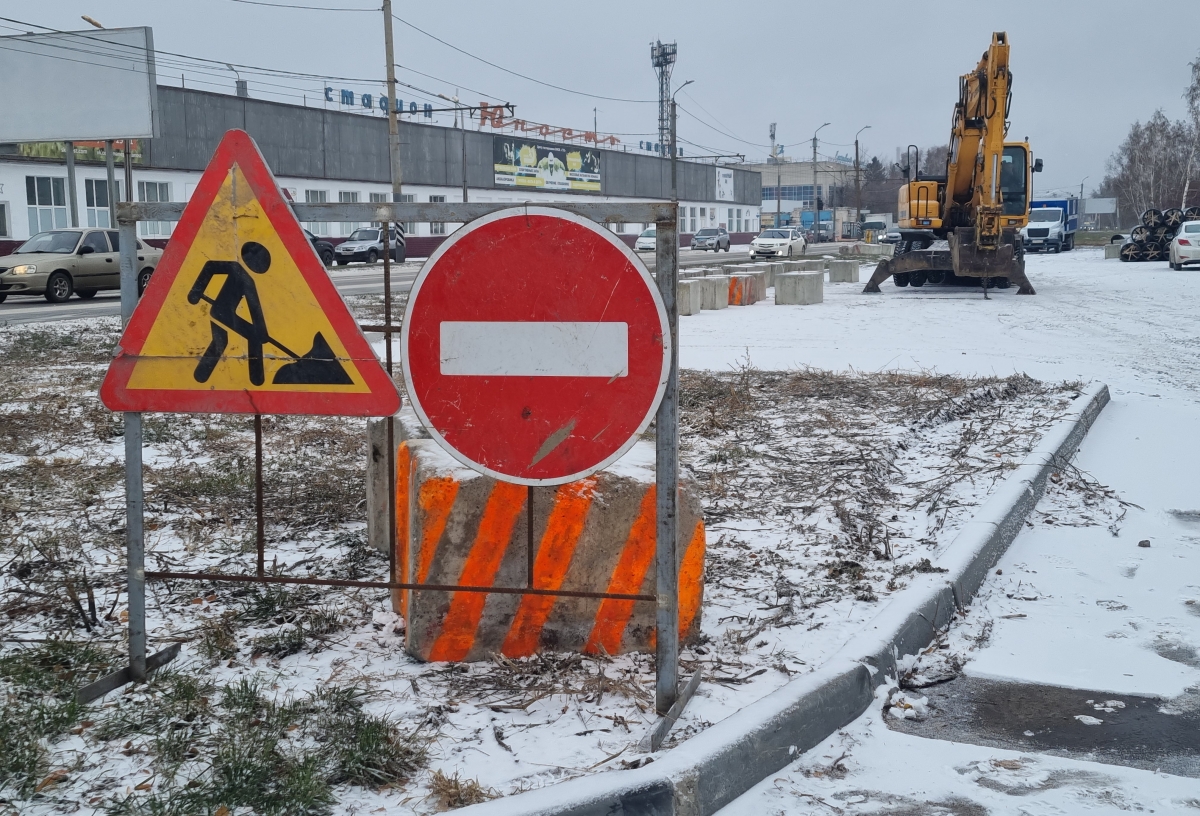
[439,321,629,377]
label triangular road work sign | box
[101,129,400,416]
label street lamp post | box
[855,125,871,238]
[812,122,830,242]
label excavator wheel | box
[893,273,910,287]
[994,277,1011,289]
[909,271,927,287]
[927,270,947,285]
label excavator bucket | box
[862,230,1035,295]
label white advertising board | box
[1084,197,1117,215]
[0,26,159,142]
[715,168,734,201]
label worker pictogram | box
[100,129,400,416]
[401,206,670,486]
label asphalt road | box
[0,245,811,326]
[0,264,422,326]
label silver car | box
[334,225,407,265]
[0,229,162,303]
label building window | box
[399,193,416,235]
[0,202,9,238]
[689,206,697,234]
[338,190,360,235]
[137,181,173,236]
[305,189,328,235]
[84,179,122,228]
[736,208,743,233]
[26,176,67,234]
[429,194,446,235]
[727,209,734,231]
[614,222,625,233]
[369,191,388,227]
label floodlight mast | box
[651,41,677,158]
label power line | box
[676,104,769,149]
[390,14,655,104]
[229,0,378,9]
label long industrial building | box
[0,86,763,255]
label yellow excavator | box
[864,32,1042,295]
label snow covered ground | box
[710,248,1200,810]
[4,247,1197,813]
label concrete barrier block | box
[775,271,824,305]
[751,270,769,302]
[678,279,702,316]
[700,277,724,309]
[701,276,729,310]
[781,260,805,273]
[394,437,706,662]
[828,259,861,283]
[1104,243,1121,260]
[798,259,825,272]
[727,274,753,306]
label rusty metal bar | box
[527,486,534,588]
[254,414,265,579]
[116,200,677,226]
[144,571,654,602]
[383,222,398,599]
[359,324,400,334]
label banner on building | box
[493,136,601,192]
[715,168,734,201]
[14,140,145,165]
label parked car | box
[305,229,335,267]
[634,226,656,251]
[1169,221,1200,269]
[690,227,730,252]
[334,224,406,265]
[880,228,902,245]
[750,227,806,259]
[0,228,162,303]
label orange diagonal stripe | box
[584,485,656,656]
[678,519,706,638]
[502,478,597,657]
[416,476,459,583]
[426,480,526,662]
[392,441,411,614]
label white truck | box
[1020,198,1079,252]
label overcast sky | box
[5,0,1197,198]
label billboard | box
[493,136,601,192]
[0,27,159,142]
[1083,197,1117,215]
[715,168,735,201]
[14,140,144,165]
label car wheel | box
[138,268,153,296]
[45,271,73,303]
[366,250,378,265]
[787,246,793,257]
[76,289,98,300]
[321,249,334,267]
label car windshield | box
[348,229,380,241]
[759,230,789,239]
[16,231,81,254]
[862,222,886,231]
[1030,209,1062,222]
[639,228,656,238]
[695,229,718,237]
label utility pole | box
[855,125,870,238]
[770,123,780,228]
[812,122,830,241]
[651,41,677,157]
[382,0,402,202]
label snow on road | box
[706,248,1200,809]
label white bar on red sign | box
[439,321,629,378]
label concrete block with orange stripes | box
[726,274,754,306]
[392,434,706,662]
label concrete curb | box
[457,382,1111,816]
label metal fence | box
[109,199,685,717]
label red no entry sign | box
[402,207,670,486]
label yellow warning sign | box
[100,130,400,416]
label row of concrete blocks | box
[674,258,863,314]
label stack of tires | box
[1119,207,1200,262]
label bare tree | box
[1100,111,1195,222]
[1182,53,1200,208]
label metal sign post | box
[109,193,683,714]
